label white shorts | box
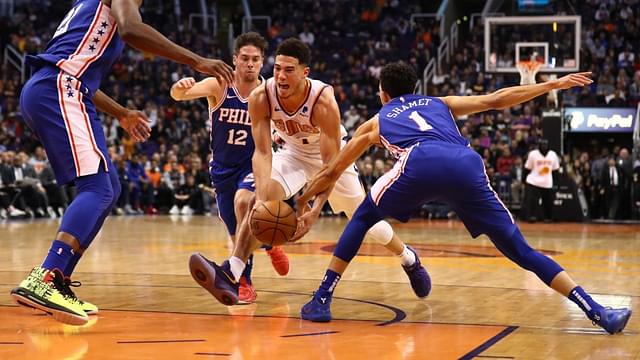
[271,148,365,215]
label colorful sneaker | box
[402,246,431,298]
[592,307,632,334]
[238,277,257,304]
[266,246,289,276]
[300,292,332,322]
[10,267,88,325]
[189,253,239,306]
[63,277,99,315]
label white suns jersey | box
[265,77,346,158]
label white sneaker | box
[8,206,26,217]
[180,206,194,216]
[47,207,57,219]
[169,205,180,215]
[0,208,7,219]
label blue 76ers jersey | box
[209,83,257,168]
[377,95,468,157]
[31,0,125,96]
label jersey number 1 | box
[227,129,247,145]
[409,111,433,131]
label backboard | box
[485,16,581,73]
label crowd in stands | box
[0,0,639,221]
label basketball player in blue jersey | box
[296,62,632,334]
[170,32,289,304]
[10,0,233,326]
[188,38,430,307]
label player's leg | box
[328,159,430,297]
[190,152,301,305]
[59,159,120,315]
[11,71,115,325]
[452,150,631,334]
[301,194,386,322]
[302,149,432,322]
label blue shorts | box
[20,66,109,185]
[370,142,515,239]
[210,160,255,235]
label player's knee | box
[367,220,394,245]
[234,191,255,218]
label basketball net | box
[516,60,542,86]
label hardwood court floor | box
[0,216,638,359]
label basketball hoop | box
[516,60,542,85]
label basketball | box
[250,200,297,246]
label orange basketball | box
[250,200,297,246]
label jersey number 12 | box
[227,129,247,145]
[409,111,433,131]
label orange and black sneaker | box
[266,246,289,276]
[238,277,257,304]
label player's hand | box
[297,166,336,205]
[174,77,196,89]
[554,72,593,90]
[118,110,151,142]
[193,58,234,84]
[291,195,324,242]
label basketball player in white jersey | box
[189,38,430,306]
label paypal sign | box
[564,107,636,133]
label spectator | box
[523,139,559,222]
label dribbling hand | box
[193,58,234,84]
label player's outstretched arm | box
[248,85,273,202]
[299,117,380,206]
[170,77,223,106]
[292,117,380,241]
[94,90,150,142]
[441,72,593,117]
[111,0,233,83]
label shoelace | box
[62,279,85,304]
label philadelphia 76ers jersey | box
[209,82,258,168]
[31,0,125,96]
[377,95,468,157]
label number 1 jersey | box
[377,95,469,158]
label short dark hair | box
[275,37,311,66]
[379,62,418,99]
[234,32,268,55]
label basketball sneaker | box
[300,292,332,322]
[63,277,99,315]
[10,267,88,325]
[402,246,431,298]
[266,246,289,276]
[591,307,632,334]
[189,253,239,306]
[238,277,257,304]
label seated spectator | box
[172,174,204,215]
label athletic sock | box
[568,286,605,321]
[241,254,254,285]
[229,256,245,282]
[42,240,74,272]
[63,252,83,277]
[316,269,341,301]
[398,245,416,266]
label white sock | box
[398,245,416,266]
[229,256,245,282]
